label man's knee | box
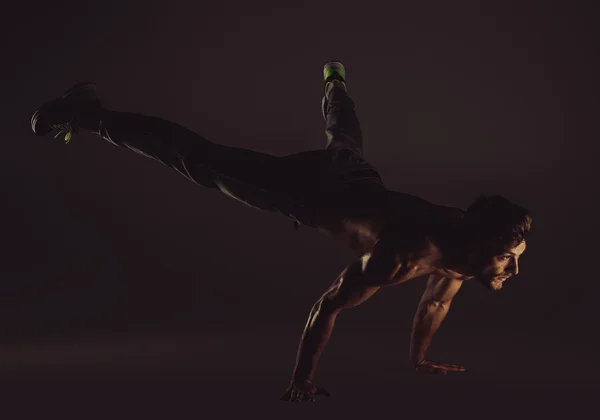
[326,123,363,153]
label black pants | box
[94,83,386,228]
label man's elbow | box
[423,299,452,312]
[316,294,344,316]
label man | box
[31,61,532,403]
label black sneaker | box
[31,81,102,144]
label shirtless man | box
[31,61,532,403]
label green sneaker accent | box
[324,66,345,82]
[51,122,78,144]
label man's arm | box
[409,274,465,373]
[282,240,403,401]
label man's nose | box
[509,260,519,276]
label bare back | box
[316,189,464,259]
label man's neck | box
[430,228,476,280]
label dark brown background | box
[1,0,598,417]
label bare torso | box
[315,189,467,283]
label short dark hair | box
[461,194,532,253]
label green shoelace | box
[50,122,79,144]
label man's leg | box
[320,62,383,186]
[31,82,314,224]
[309,62,389,228]
[322,62,364,155]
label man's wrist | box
[409,354,426,366]
[292,367,313,384]
[290,377,313,386]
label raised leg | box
[323,80,364,155]
[30,82,318,226]
[320,62,384,190]
[93,110,318,224]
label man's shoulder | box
[382,190,464,229]
[372,230,444,281]
[376,193,464,260]
[434,205,465,224]
[385,190,437,209]
[375,223,431,256]
[384,190,463,219]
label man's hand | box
[415,359,467,375]
[280,380,331,403]
[409,275,464,372]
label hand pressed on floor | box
[280,380,331,403]
[415,359,467,375]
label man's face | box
[471,240,527,292]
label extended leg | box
[30,83,317,226]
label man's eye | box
[500,256,510,261]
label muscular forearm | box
[291,298,339,383]
[288,254,386,384]
[409,300,450,364]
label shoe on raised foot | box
[31,81,102,144]
[323,61,347,91]
[321,61,347,120]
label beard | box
[478,276,504,292]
